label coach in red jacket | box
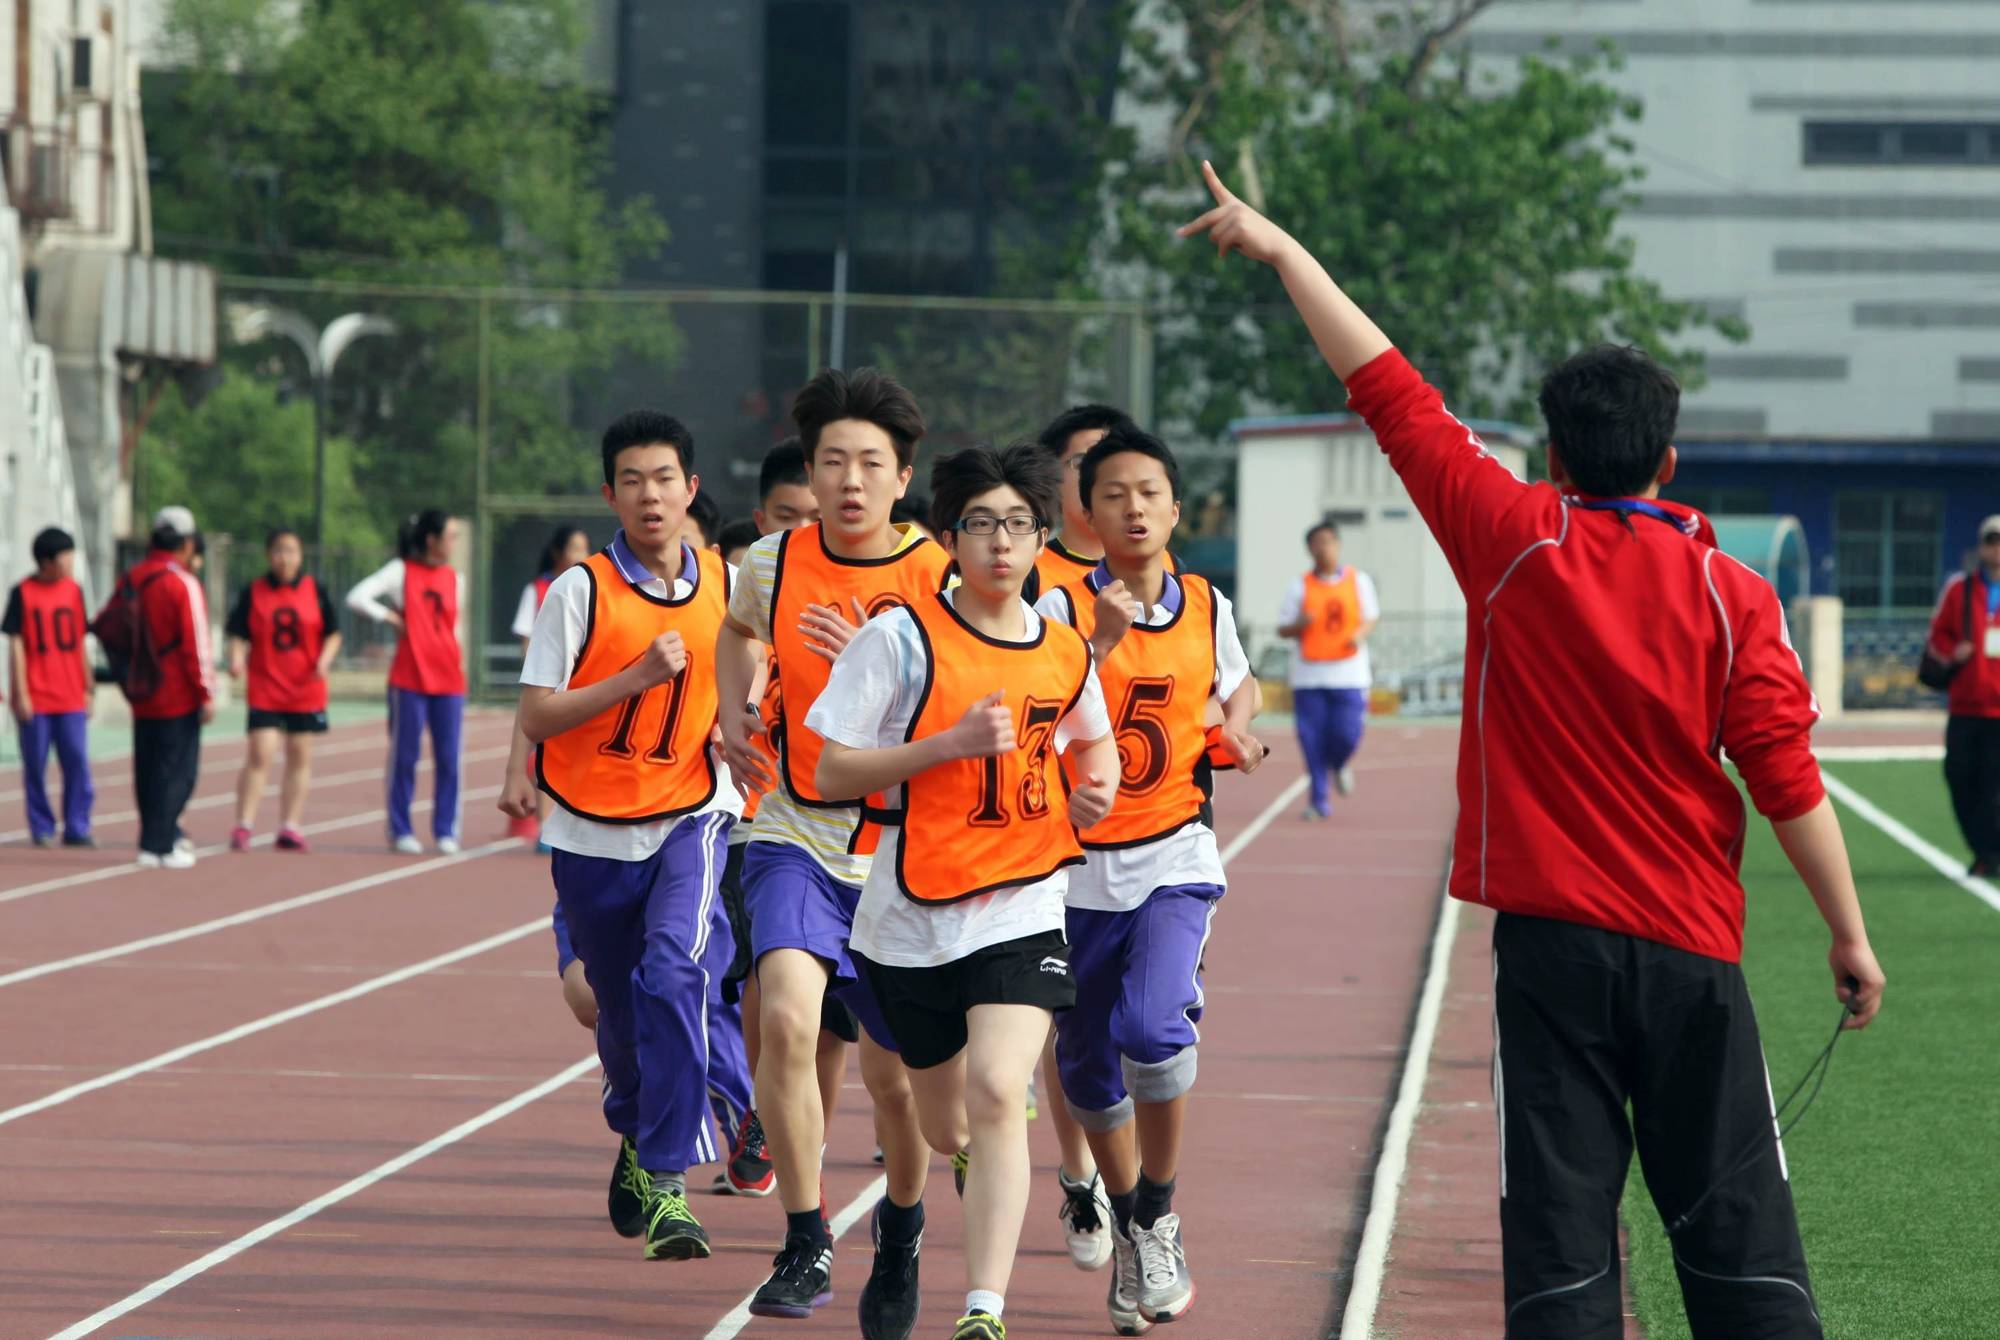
[124,505,216,868]
[1182,164,1884,1340]
[1929,515,2000,874]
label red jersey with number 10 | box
[244,576,330,713]
[390,561,465,695]
[6,576,90,714]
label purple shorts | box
[741,839,899,1051]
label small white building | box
[1228,412,1534,708]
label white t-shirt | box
[345,557,468,622]
[1279,568,1379,691]
[519,542,742,861]
[1035,573,1251,912]
[510,581,544,640]
[805,591,1111,968]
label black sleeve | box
[1,584,23,637]
[316,579,339,632]
[225,583,255,640]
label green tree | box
[142,0,672,539]
[1107,0,1745,436]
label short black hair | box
[1079,423,1182,512]
[930,445,1061,541]
[891,493,931,530]
[31,527,74,565]
[792,367,925,469]
[399,508,451,560]
[150,525,184,552]
[1036,404,1137,457]
[758,437,809,504]
[266,527,301,551]
[538,525,587,573]
[1305,520,1339,546]
[685,490,722,547]
[601,410,695,485]
[718,518,761,557]
[1537,346,1680,498]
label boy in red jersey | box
[4,527,94,847]
[1183,161,1884,1340]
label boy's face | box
[39,550,75,581]
[811,419,912,543]
[942,484,1042,599]
[1057,428,1107,535]
[602,443,695,552]
[1308,529,1341,571]
[755,480,819,535]
[1086,451,1180,564]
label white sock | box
[965,1290,1005,1319]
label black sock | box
[1109,1187,1138,1235]
[1133,1174,1175,1231]
[788,1207,831,1246]
[877,1194,925,1247]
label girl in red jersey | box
[226,529,343,851]
[347,509,469,854]
[507,526,591,843]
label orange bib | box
[1053,571,1218,849]
[1298,568,1363,662]
[537,547,724,824]
[770,523,951,808]
[889,594,1091,904]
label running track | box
[0,709,1463,1338]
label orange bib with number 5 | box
[536,546,724,824]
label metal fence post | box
[473,293,493,697]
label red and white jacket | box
[125,549,216,720]
[1927,569,2000,718]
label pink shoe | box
[229,826,253,852]
[275,828,310,852]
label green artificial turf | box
[1624,762,2000,1338]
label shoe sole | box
[1111,1307,1152,1336]
[1140,1282,1195,1323]
[644,1232,712,1261]
[721,1176,776,1196]
[748,1291,833,1319]
[1068,1232,1113,1272]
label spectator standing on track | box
[97,506,214,870]
[225,529,343,853]
[1930,514,2000,875]
[1277,520,1379,819]
[346,509,467,855]
[4,527,95,847]
[507,525,591,846]
[1184,161,1885,1340]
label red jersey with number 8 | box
[536,547,725,823]
[6,576,91,715]
[1051,571,1219,849]
[244,576,330,713]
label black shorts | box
[247,709,329,734]
[855,929,1074,1070]
[720,839,862,1044]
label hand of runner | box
[1177,160,1297,266]
[1068,769,1117,828]
[1830,938,1885,1029]
[947,691,1015,759]
[1219,725,1266,774]
[497,769,538,819]
[719,701,775,796]
[800,597,869,664]
[633,630,687,688]
[1090,580,1140,659]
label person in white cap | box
[1929,513,2000,875]
[93,506,215,868]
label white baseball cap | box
[152,505,197,538]
[1980,514,2000,541]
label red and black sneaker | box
[724,1107,776,1196]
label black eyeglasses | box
[1983,533,2000,545]
[953,515,1043,537]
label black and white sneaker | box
[857,1199,921,1340]
[750,1234,835,1318]
[1058,1170,1113,1271]
[1108,1224,1151,1335]
[1132,1213,1194,1322]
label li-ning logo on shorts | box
[1038,956,1069,976]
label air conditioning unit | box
[69,34,107,101]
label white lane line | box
[0,783,504,905]
[1218,775,1309,864]
[0,745,513,843]
[702,1173,889,1340]
[0,732,390,805]
[0,839,520,989]
[0,918,548,1129]
[1337,863,1460,1340]
[44,1054,600,1340]
[1821,769,2000,914]
[1814,745,1944,762]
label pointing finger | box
[1201,158,1238,206]
[1175,204,1228,239]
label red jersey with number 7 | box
[4,576,91,715]
[391,560,466,695]
[239,575,332,713]
[536,547,725,823]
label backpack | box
[90,568,176,704]
[1916,572,1976,692]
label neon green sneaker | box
[642,1181,711,1261]
[950,1148,971,1199]
[951,1311,1005,1340]
[609,1137,648,1238]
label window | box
[1804,121,2000,167]
[1663,485,1772,517]
[1835,491,1943,610]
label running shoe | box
[641,1181,710,1261]
[229,825,253,852]
[950,1311,1005,1340]
[857,1199,921,1340]
[173,834,196,858]
[749,1235,835,1318]
[276,827,310,852]
[1335,765,1356,796]
[391,835,423,855]
[30,832,54,847]
[872,1143,885,1165]
[1058,1170,1114,1271]
[1299,804,1328,822]
[1025,1073,1039,1121]
[137,849,196,870]
[1131,1213,1194,1322]
[61,833,95,848]
[950,1148,971,1198]
[608,1136,648,1238]
[437,836,462,855]
[1107,1224,1152,1335]
[725,1108,775,1195]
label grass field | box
[1624,761,2000,1339]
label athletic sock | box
[1109,1186,1138,1235]
[965,1289,1005,1319]
[1133,1173,1175,1230]
[788,1207,832,1246]
[648,1169,686,1197]
[878,1194,925,1247]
